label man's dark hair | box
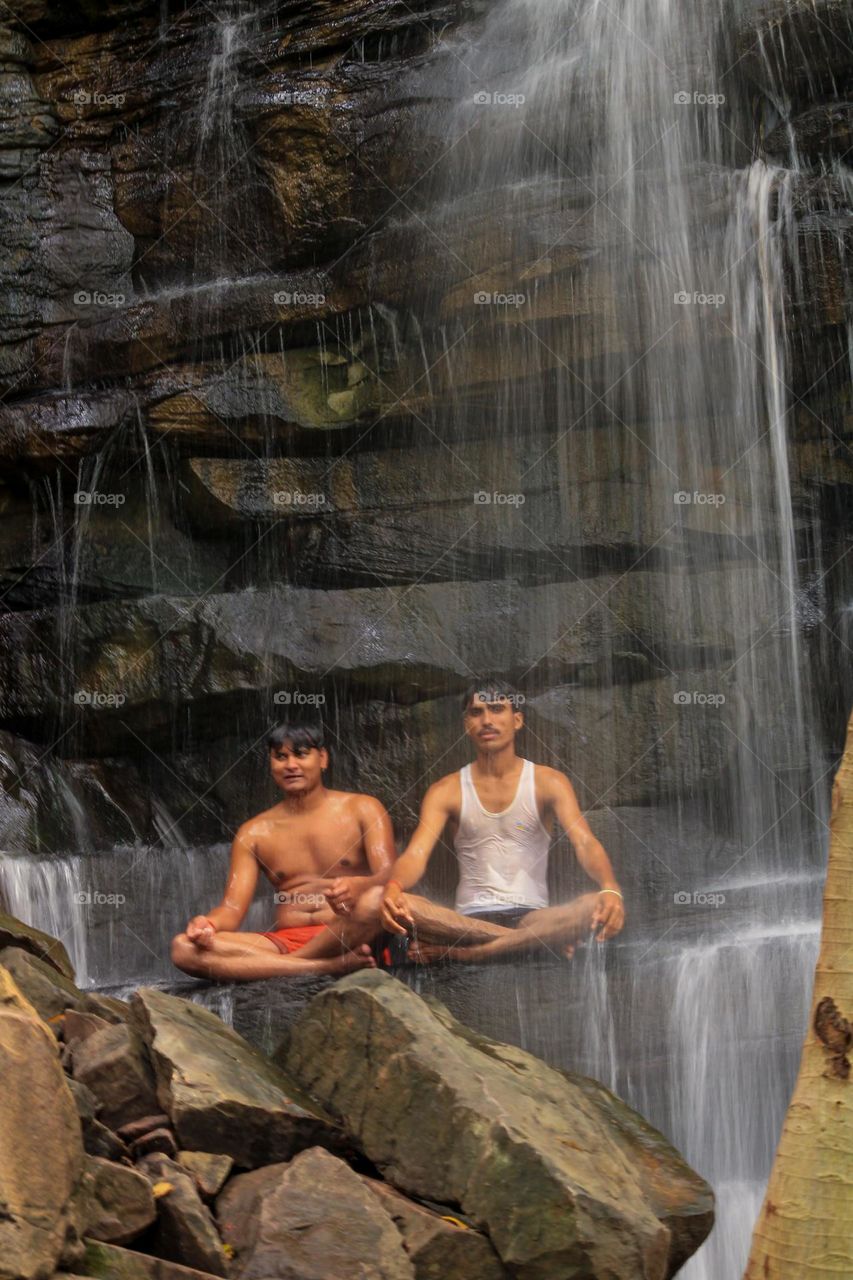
[267,719,326,753]
[461,679,524,714]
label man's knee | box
[351,884,384,926]
[171,932,202,974]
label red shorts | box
[261,923,329,955]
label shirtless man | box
[171,720,393,981]
[373,682,625,963]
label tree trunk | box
[743,708,853,1278]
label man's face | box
[269,740,327,795]
[463,693,522,751]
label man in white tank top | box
[373,681,625,964]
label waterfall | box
[399,1,837,1274]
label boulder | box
[83,1156,156,1246]
[117,1115,172,1143]
[176,1153,233,1202]
[82,993,132,1024]
[360,1177,508,1280]
[0,945,84,1020]
[129,1129,179,1161]
[136,1154,229,1278]
[71,1022,160,1130]
[80,1241,230,1280]
[281,971,714,1280]
[0,967,85,1279]
[216,1147,415,1280]
[64,1009,114,1048]
[80,1120,131,1164]
[132,986,341,1168]
[0,908,74,977]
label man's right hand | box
[379,883,415,936]
[186,916,216,947]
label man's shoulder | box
[425,771,463,804]
[531,763,575,793]
[325,788,388,816]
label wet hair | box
[461,679,524,714]
[267,719,326,754]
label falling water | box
[397,1,837,1274]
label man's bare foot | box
[329,944,377,975]
[408,940,456,965]
[409,937,577,965]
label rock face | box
[84,1155,157,1246]
[217,1147,416,1280]
[136,1154,230,1277]
[0,916,715,1280]
[71,1022,160,1130]
[132,986,341,1167]
[361,1177,509,1280]
[0,909,74,977]
[0,967,85,1279]
[282,971,714,1280]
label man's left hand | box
[325,877,360,916]
[591,889,625,941]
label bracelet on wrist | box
[597,888,623,899]
[386,878,403,895]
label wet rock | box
[361,1176,509,1280]
[71,1022,160,1130]
[83,1155,156,1246]
[0,967,85,1279]
[735,0,853,99]
[0,944,84,1020]
[176,1153,233,1203]
[136,1154,229,1278]
[216,1147,415,1280]
[132,986,342,1168]
[282,971,714,1279]
[0,567,787,752]
[0,908,75,977]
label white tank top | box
[454,759,551,915]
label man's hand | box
[590,890,625,941]
[379,882,415,936]
[186,915,217,948]
[324,877,360,916]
